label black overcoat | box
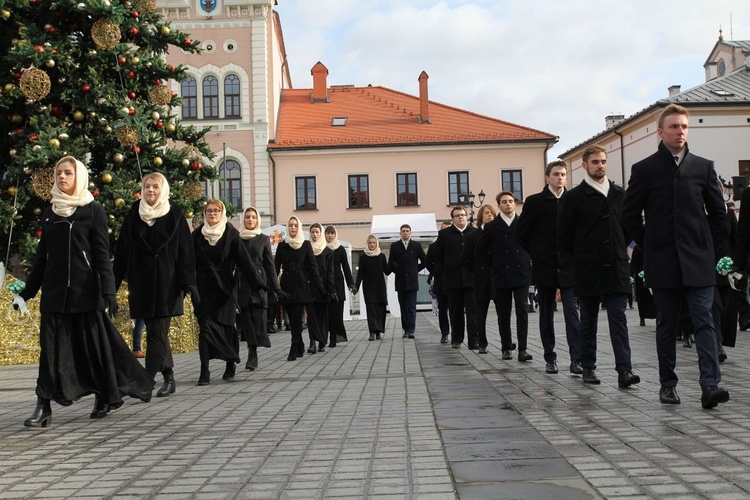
[475,216,531,289]
[313,247,336,303]
[461,228,493,301]
[113,201,196,319]
[622,142,725,288]
[425,241,444,294]
[331,245,354,301]
[734,188,750,272]
[355,253,390,304]
[274,240,323,305]
[430,224,476,290]
[559,180,630,297]
[516,186,574,288]
[192,224,263,325]
[237,233,280,308]
[387,240,426,292]
[22,203,114,313]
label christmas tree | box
[0,0,217,266]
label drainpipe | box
[268,149,277,225]
[613,130,625,186]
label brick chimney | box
[668,85,681,97]
[418,71,430,124]
[311,62,329,103]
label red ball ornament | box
[155,120,163,128]
[14,71,22,79]
[29,134,38,141]
[34,45,45,53]
[183,39,192,47]
[128,91,136,99]
[170,91,176,96]
[132,11,139,17]
[34,228,42,238]
[154,79,162,85]
[118,57,127,65]
[128,107,136,115]
[82,84,90,93]
[133,145,141,154]
[128,71,135,80]
[167,64,174,72]
[92,189,100,197]
[191,161,199,170]
[48,26,56,34]
[129,27,139,36]
[133,192,141,198]
[51,105,62,117]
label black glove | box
[184,285,201,309]
[276,289,291,301]
[104,295,119,318]
[330,292,339,303]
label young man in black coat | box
[517,160,582,375]
[623,104,728,408]
[426,222,452,343]
[430,207,478,349]
[559,145,640,389]
[388,224,426,338]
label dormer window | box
[331,117,347,126]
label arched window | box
[181,78,197,119]
[219,159,242,210]
[202,76,219,118]
[224,74,241,118]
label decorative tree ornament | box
[102,173,113,184]
[31,167,55,200]
[148,85,172,105]
[114,198,125,208]
[134,0,157,13]
[45,59,55,68]
[183,180,202,200]
[113,152,124,163]
[152,156,163,166]
[19,68,51,101]
[181,145,202,161]
[116,125,139,147]
[91,18,121,50]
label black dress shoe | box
[518,350,533,362]
[545,361,558,374]
[90,398,110,419]
[307,343,317,354]
[318,343,325,352]
[468,343,479,350]
[639,318,645,326]
[440,335,448,344]
[502,350,512,360]
[683,335,693,348]
[569,361,583,375]
[478,347,488,354]
[375,333,381,340]
[403,333,408,338]
[451,343,461,349]
[369,333,375,341]
[718,346,727,363]
[659,386,680,404]
[701,386,729,409]
[582,368,600,384]
[24,398,52,428]
[407,333,415,339]
[618,371,641,388]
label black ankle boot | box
[245,346,258,370]
[156,370,176,397]
[296,340,305,358]
[24,398,52,427]
[308,337,317,354]
[287,343,297,361]
[223,362,236,380]
[90,397,110,419]
[198,362,210,385]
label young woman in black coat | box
[18,156,153,427]
[325,225,355,347]
[274,216,324,361]
[192,200,264,384]
[354,235,391,340]
[237,207,287,370]
[307,223,336,353]
[113,172,198,398]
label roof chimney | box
[311,62,329,103]
[745,51,750,70]
[605,114,625,129]
[418,71,430,124]
[668,85,681,97]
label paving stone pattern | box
[0,308,749,499]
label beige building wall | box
[271,143,550,249]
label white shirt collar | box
[583,175,610,197]
[547,185,564,199]
[500,212,515,226]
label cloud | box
[276,0,750,157]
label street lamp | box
[457,189,486,225]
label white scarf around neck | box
[326,226,341,250]
[364,236,381,257]
[138,173,171,226]
[500,212,515,226]
[240,207,262,240]
[284,216,305,250]
[50,157,95,217]
[310,226,327,256]
[583,175,610,197]
[201,201,227,246]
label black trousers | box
[437,290,450,337]
[144,316,174,376]
[448,287,477,345]
[286,303,306,350]
[496,286,528,350]
[578,294,632,374]
[475,300,498,349]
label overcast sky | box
[274,0,749,159]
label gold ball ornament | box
[116,125,139,147]
[166,123,176,133]
[19,68,52,101]
[6,186,18,196]
[45,59,55,68]
[114,198,125,208]
[31,167,55,200]
[59,132,69,141]
[160,26,171,35]
[33,207,42,215]
[102,173,113,184]
[152,156,163,167]
[134,0,156,13]
[73,110,85,121]
[148,85,172,106]
[185,210,193,218]
[151,111,160,120]
[10,114,23,123]
[48,138,60,148]
[91,18,121,50]
[9,149,17,157]
[183,180,202,200]
[131,56,140,64]
[113,152,124,163]
[4,84,15,92]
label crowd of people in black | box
[15,104,738,428]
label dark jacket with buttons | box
[461,227,494,301]
[429,224,476,291]
[559,179,630,297]
[275,240,323,304]
[237,233,281,309]
[476,215,531,289]
[387,240,426,292]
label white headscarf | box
[240,206,262,240]
[284,216,305,250]
[310,223,327,256]
[50,156,95,217]
[364,235,381,257]
[326,225,341,250]
[138,172,171,226]
[201,200,227,246]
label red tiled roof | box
[269,85,557,150]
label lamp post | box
[457,189,486,225]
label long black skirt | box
[37,312,154,407]
[238,306,271,348]
[366,302,387,333]
[328,300,348,341]
[198,316,241,363]
[306,302,328,344]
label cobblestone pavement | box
[1,307,749,499]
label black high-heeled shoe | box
[24,398,52,428]
[156,371,175,397]
[90,398,110,419]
